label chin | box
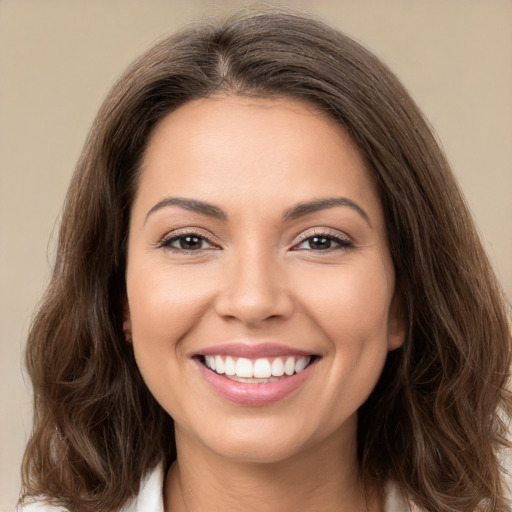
[214,438,308,464]
[191,418,318,465]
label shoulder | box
[123,462,165,511]
[384,482,419,512]
[15,503,69,512]
[16,463,165,512]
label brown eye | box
[177,235,203,250]
[307,236,332,250]
[292,233,353,252]
[159,233,217,252]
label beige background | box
[1,1,511,509]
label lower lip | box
[195,359,316,406]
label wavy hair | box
[20,9,511,511]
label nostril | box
[214,290,295,326]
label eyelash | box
[291,230,353,252]
[156,230,219,253]
[157,229,353,254]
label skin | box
[124,96,405,511]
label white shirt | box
[16,463,417,512]
[17,450,512,512]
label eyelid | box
[295,227,351,243]
[155,226,353,252]
[156,228,221,251]
[290,228,354,251]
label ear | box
[122,295,132,343]
[387,288,407,351]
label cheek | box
[128,260,209,325]
[126,261,220,422]
[298,259,394,343]
[126,261,217,368]
[295,259,393,407]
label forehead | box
[135,95,382,223]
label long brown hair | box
[20,9,512,511]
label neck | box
[164,426,383,512]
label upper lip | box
[193,342,316,359]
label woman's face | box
[125,96,404,463]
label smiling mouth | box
[197,354,319,383]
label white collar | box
[122,464,414,512]
[120,463,165,512]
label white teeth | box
[284,357,295,376]
[215,355,225,374]
[235,358,253,378]
[295,357,309,373]
[204,355,313,379]
[253,358,272,378]
[224,356,236,376]
[271,357,285,377]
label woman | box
[18,9,512,512]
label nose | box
[214,247,294,327]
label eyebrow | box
[145,197,227,223]
[283,197,370,225]
[145,195,370,225]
